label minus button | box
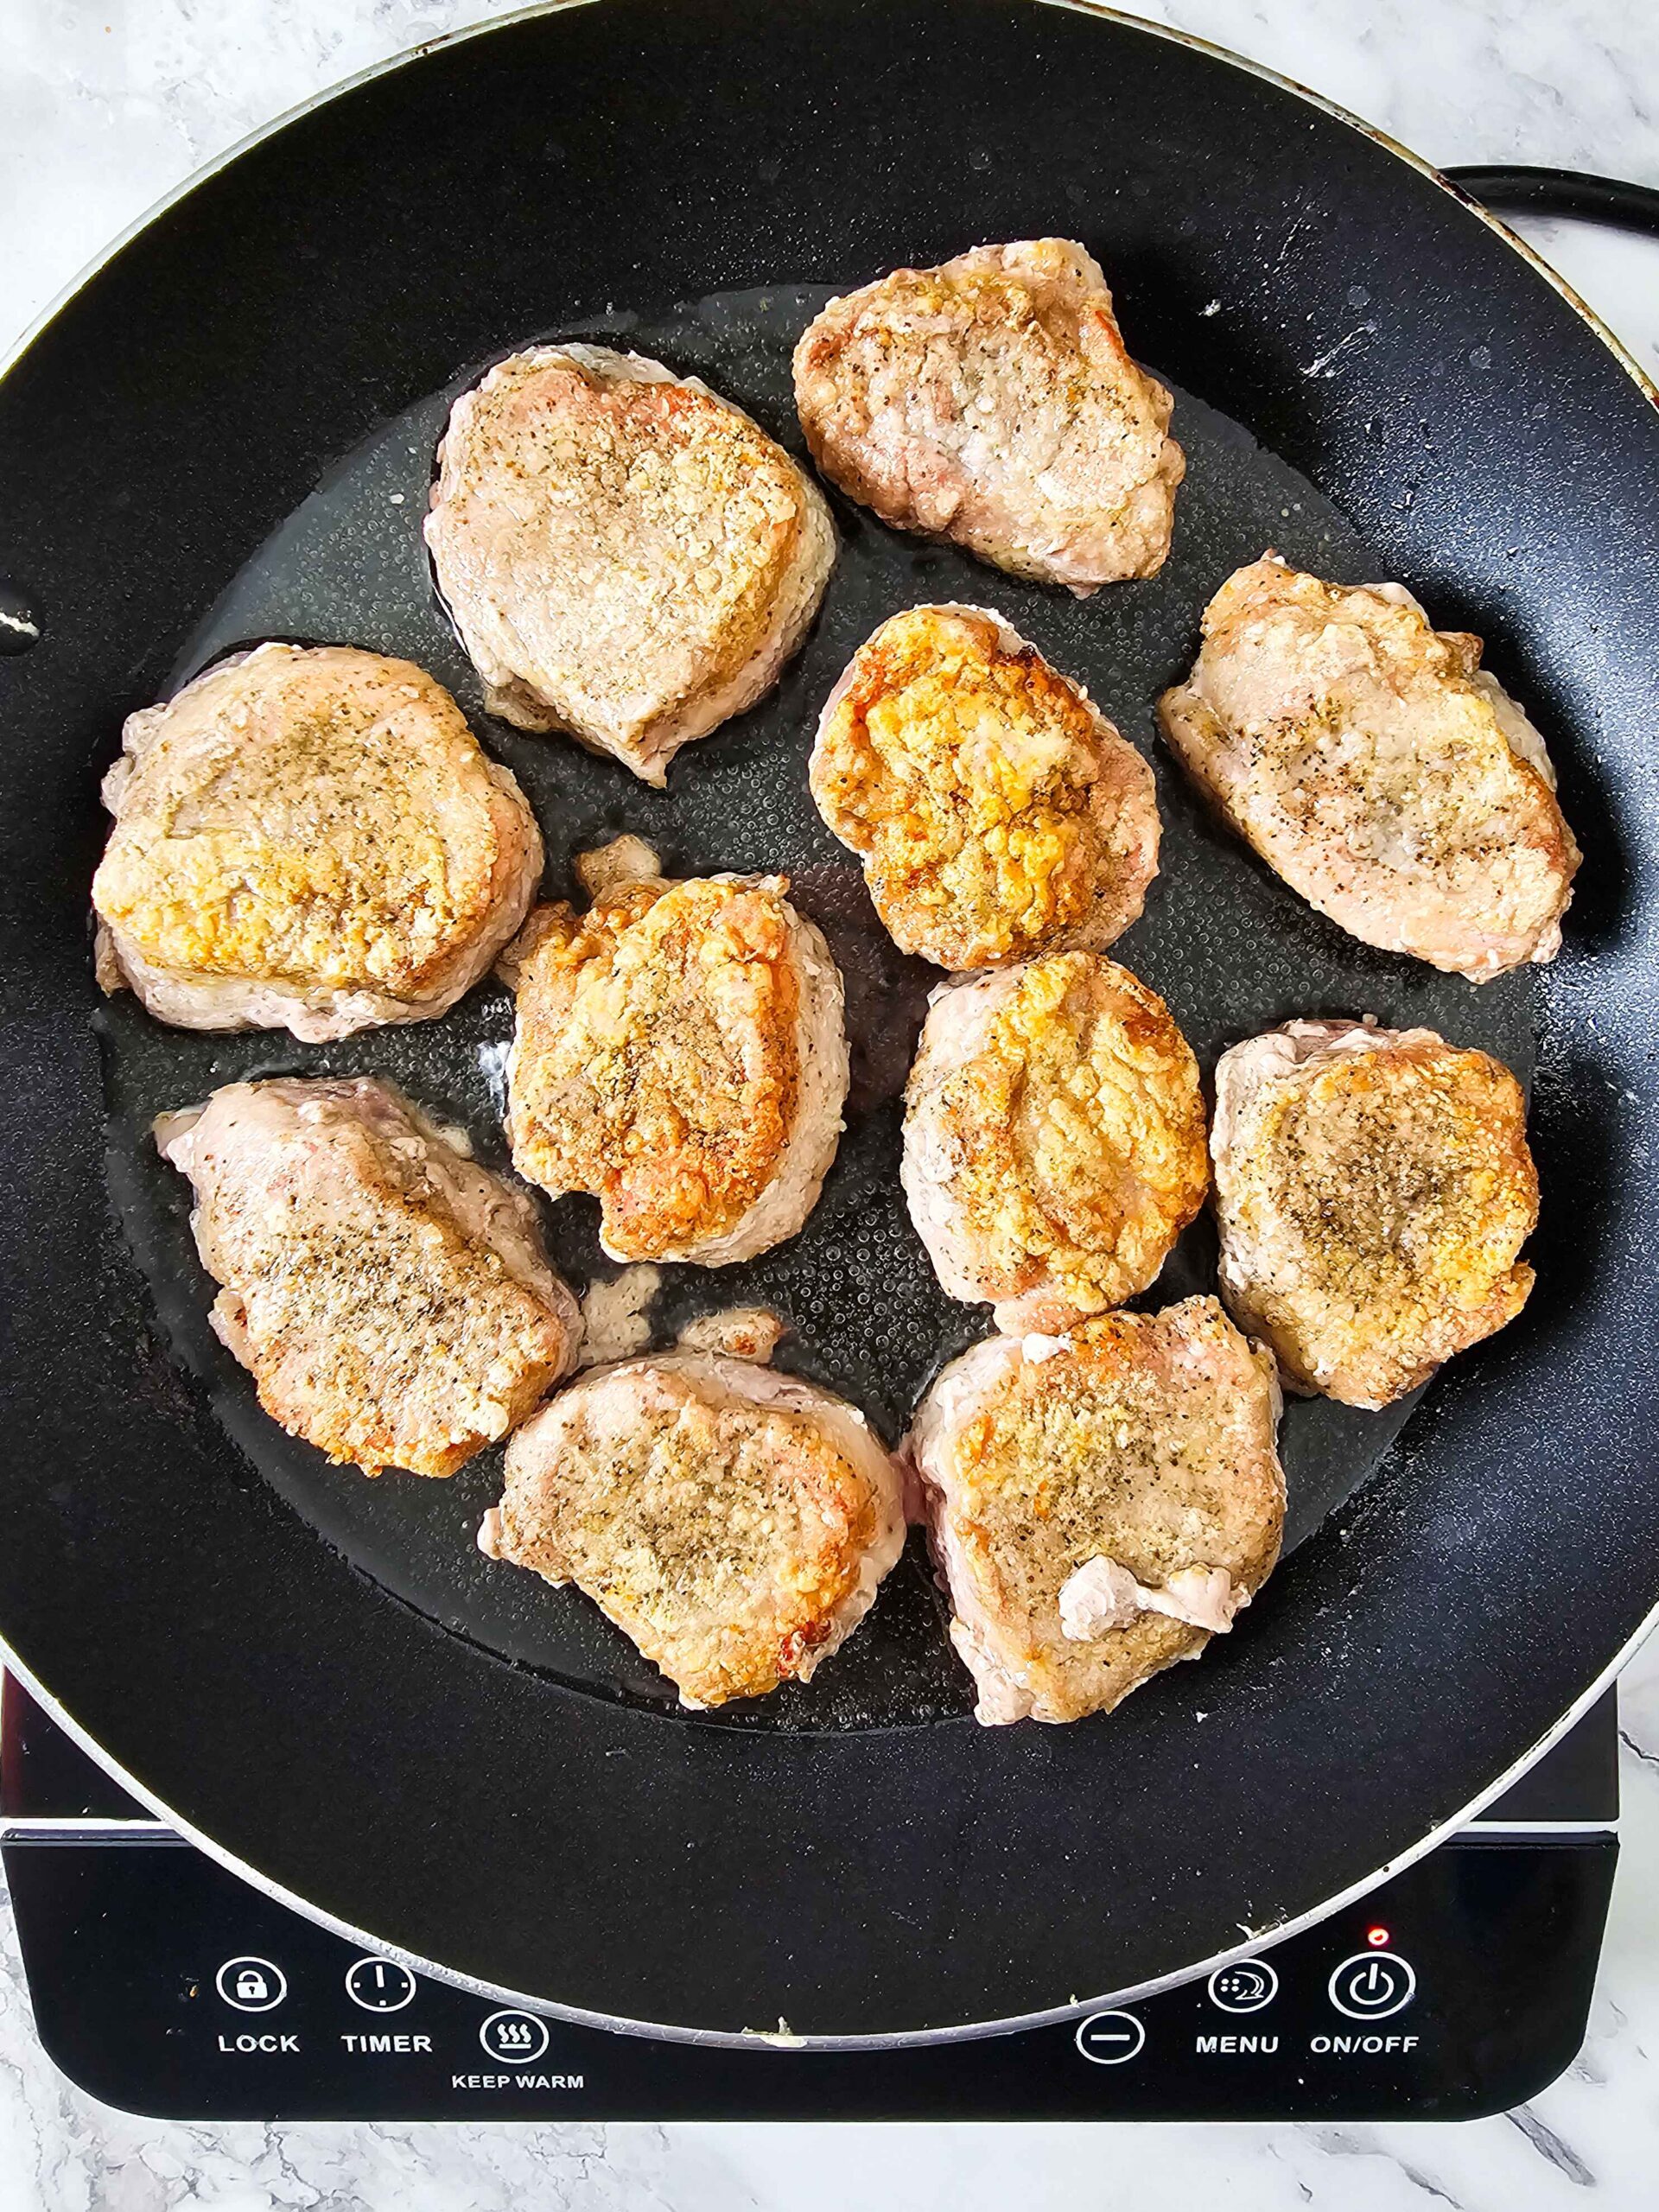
[1075,2010,1147,2064]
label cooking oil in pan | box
[99,287,1535,1731]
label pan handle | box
[1445,165,1659,239]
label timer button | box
[346,1956,417,2012]
[1328,1950,1416,2020]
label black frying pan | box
[2,0,1657,2044]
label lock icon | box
[217,1956,285,2010]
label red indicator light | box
[1366,1926,1390,1948]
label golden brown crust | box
[506,875,809,1261]
[1213,1025,1539,1407]
[92,645,536,1022]
[162,1079,576,1478]
[811,606,1159,971]
[492,1357,905,1707]
[911,1300,1284,1725]
[903,953,1208,1331]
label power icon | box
[1328,1950,1416,2020]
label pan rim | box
[4,0,1656,419]
[0,1610,1643,2049]
[3,0,1655,2048]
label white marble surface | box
[3,2,1658,2205]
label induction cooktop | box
[0,1674,1616,2120]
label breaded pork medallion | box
[794,238,1183,589]
[811,604,1159,971]
[482,1352,906,1709]
[92,644,541,1040]
[427,345,835,784]
[902,952,1207,1333]
[908,1300,1285,1726]
[1211,1019,1539,1408]
[503,850,848,1266]
[1158,554,1580,981]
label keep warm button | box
[1328,1950,1416,2020]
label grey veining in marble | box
[2,2,1658,2205]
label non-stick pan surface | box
[1,0,1656,2040]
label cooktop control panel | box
[0,1680,1618,2121]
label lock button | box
[216,1956,288,2012]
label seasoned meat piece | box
[1211,1019,1538,1408]
[481,1353,906,1709]
[503,853,848,1265]
[908,1300,1284,1726]
[810,604,1160,969]
[902,953,1207,1333]
[675,1305,790,1362]
[1158,555,1580,980]
[92,644,541,1040]
[426,345,835,784]
[575,1266,663,1368]
[793,238,1183,590]
[158,1078,577,1477]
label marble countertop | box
[3,2,1657,2204]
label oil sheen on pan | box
[101,284,1533,1732]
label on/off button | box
[1328,1951,1416,2020]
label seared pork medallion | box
[1211,1020,1539,1409]
[908,1299,1284,1726]
[794,238,1184,588]
[92,644,541,1040]
[501,843,849,1266]
[1158,555,1580,980]
[426,346,835,784]
[98,226,1579,1749]
[481,1353,906,1709]
[902,953,1208,1334]
[810,604,1160,970]
[158,1079,578,1478]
